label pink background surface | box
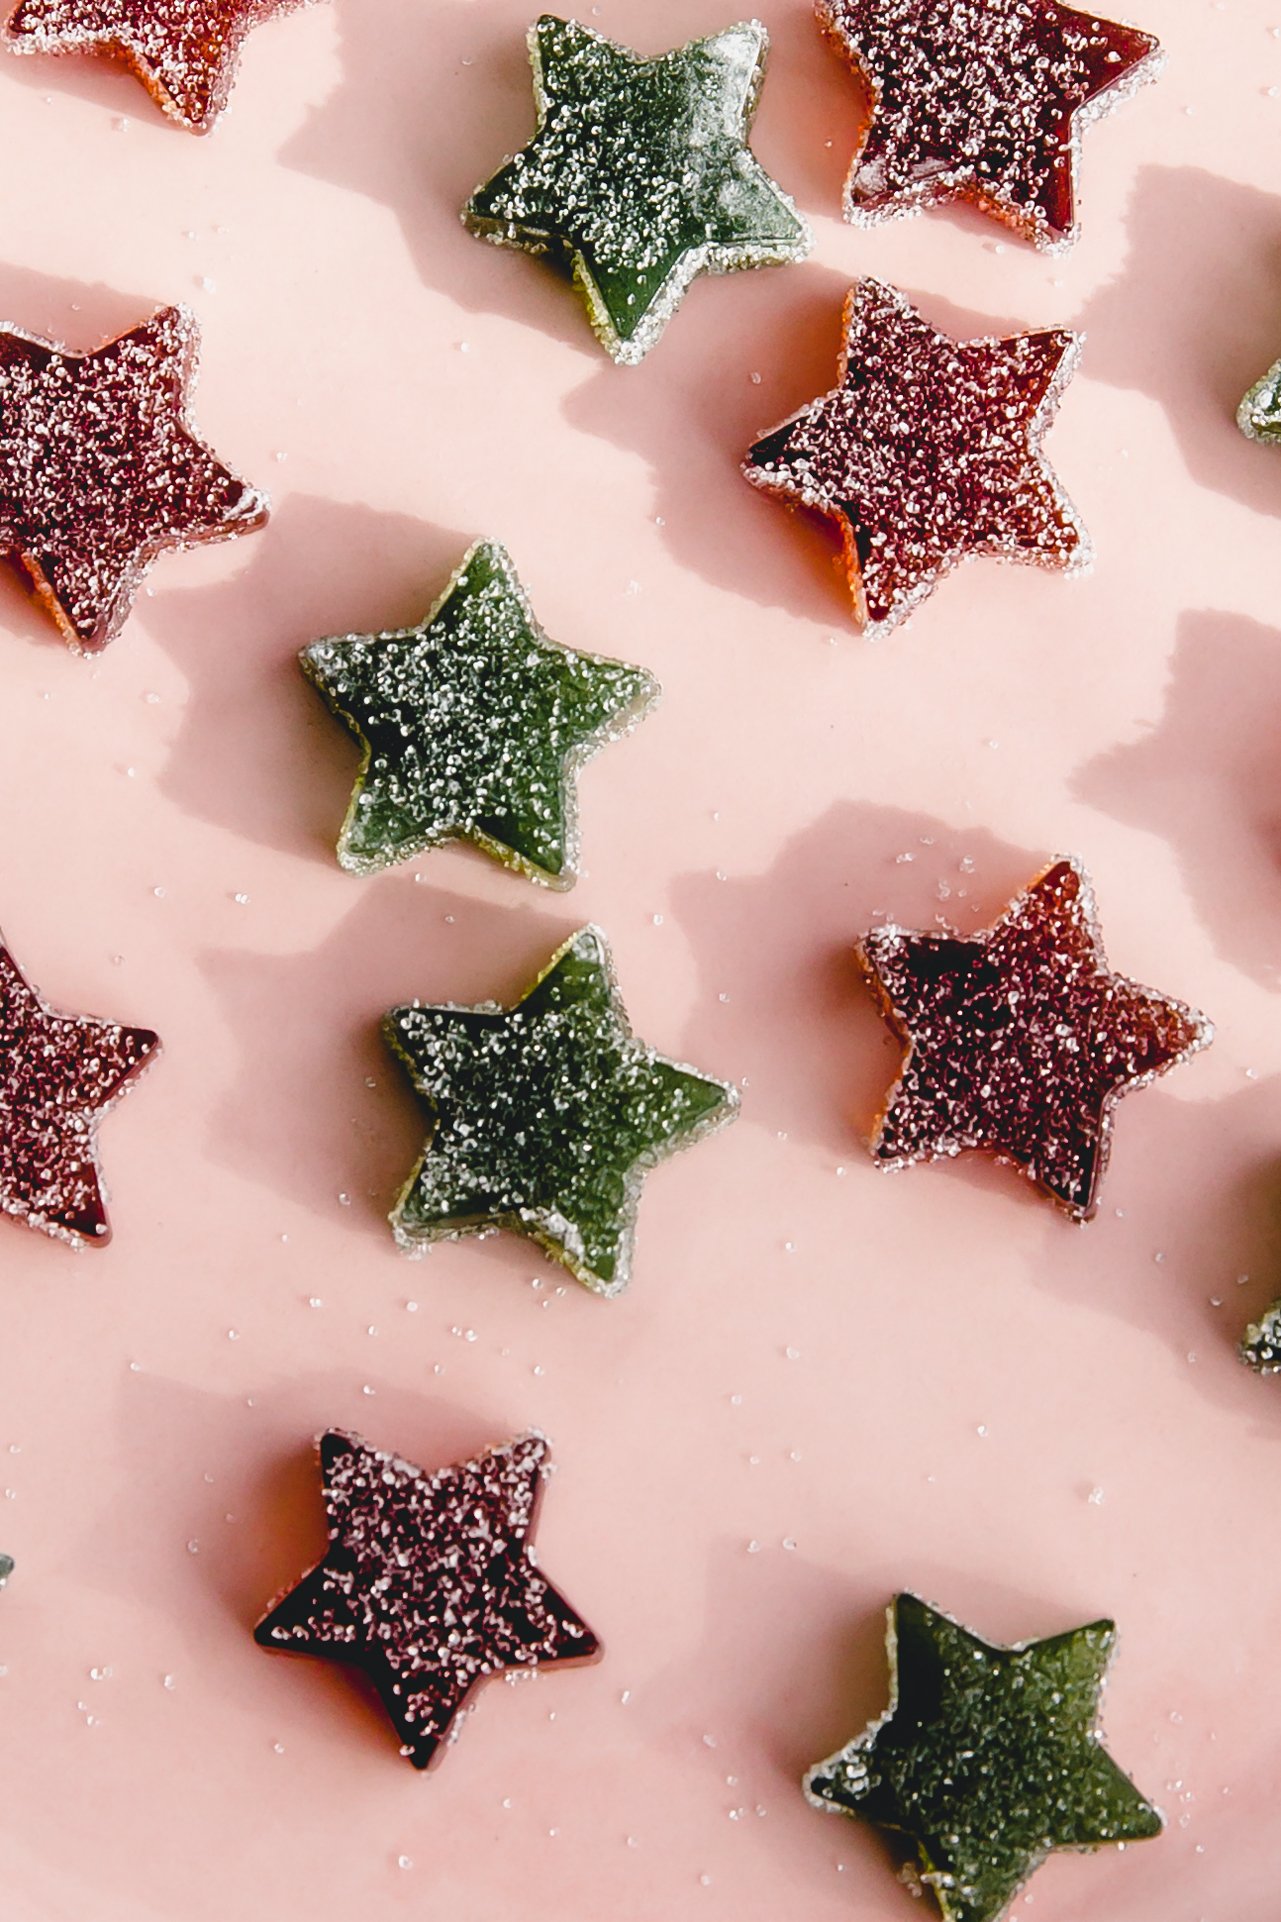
[0,0,1279,1915]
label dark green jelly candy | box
[464,15,809,363]
[384,925,738,1294]
[806,1593,1162,1922]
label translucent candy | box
[820,0,1163,249]
[464,15,809,364]
[858,857,1212,1220]
[0,305,267,652]
[301,540,658,887]
[745,279,1088,637]
[5,0,315,131]
[0,936,159,1246]
[1238,360,1281,445]
[255,1429,599,1770]
[384,925,739,1294]
[1241,1302,1281,1373]
[806,1595,1162,1922]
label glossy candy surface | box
[858,857,1211,1220]
[465,15,809,363]
[302,540,657,886]
[384,925,738,1293]
[820,0,1162,248]
[806,1594,1162,1922]
[745,280,1087,638]
[5,0,314,130]
[256,1429,599,1769]
[0,305,267,651]
[0,937,158,1245]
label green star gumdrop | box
[384,925,738,1294]
[1239,359,1281,443]
[806,1594,1162,1922]
[301,541,657,887]
[464,15,810,364]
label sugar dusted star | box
[0,934,159,1246]
[819,0,1163,249]
[807,1594,1162,1922]
[301,540,658,887]
[5,0,317,131]
[465,15,809,363]
[385,925,739,1294]
[744,278,1087,637]
[858,856,1212,1220]
[256,1429,600,1769]
[0,304,267,652]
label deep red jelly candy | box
[5,0,316,131]
[745,278,1087,638]
[820,0,1163,249]
[256,1429,601,1769]
[858,857,1212,1220]
[0,937,159,1246]
[0,304,268,653]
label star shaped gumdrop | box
[384,925,738,1294]
[464,15,809,364]
[806,1594,1162,1922]
[5,0,315,131]
[820,0,1162,249]
[302,540,658,886]
[0,934,159,1245]
[744,278,1087,637]
[858,856,1211,1220]
[1238,359,1281,445]
[0,304,267,652]
[255,1428,600,1769]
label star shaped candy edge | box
[300,538,660,888]
[254,1427,601,1769]
[4,0,314,132]
[463,15,810,365]
[817,0,1164,251]
[744,278,1088,640]
[0,303,269,652]
[0,935,161,1247]
[857,854,1213,1222]
[382,923,740,1295]
[1238,359,1281,444]
[804,1593,1163,1922]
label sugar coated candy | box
[464,15,809,364]
[0,305,267,652]
[301,540,658,887]
[1241,1302,1281,1373]
[255,1428,600,1769]
[384,925,739,1294]
[1238,360,1281,444]
[858,856,1211,1220]
[806,1594,1162,1922]
[819,0,1162,249]
[744,279,1087,637]
[5,0,316,131]
[0,935,159,1246]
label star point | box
[820,0,1163,249]
[255,1427,600,1769]
[384,924,738,1294]
[746,279,1087,636]
[807,1593,1162,1922]
[302,540,657,887]
[5,0,318,131]
[0,303,267,652]
[0,934,160,1247]
[464,13,809,363]
[858,856,1212,1220]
